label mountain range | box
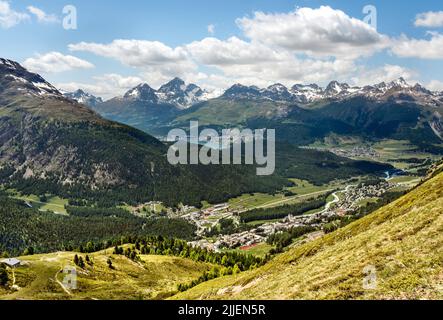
[62,74,443,150]
[65,77,209,109]
[66,77,443,109]
[219,77,443,107]
[0,58,395,207]
[0,58,293,207]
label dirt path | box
[11,269,16,286]
[54,269,72,296]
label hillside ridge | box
[173,170,443,300]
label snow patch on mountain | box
[64,89,103,107]
[0,58,61,97]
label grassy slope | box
[0,250,211,300]
[173,171,443,300]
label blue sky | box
[1,0,443,98]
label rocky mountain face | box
[157,77,208,109]
[91,78,212,133]
[102,78,209,110]
[124,83,159,103]
[0,58,164,189]
[64,89,103,107]
[0,58,61,99]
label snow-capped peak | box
[120,79,209,109]
[325,81,351,96]
[64,89,103,107]
[390,77,410,88]
[157,77,207,109]
[123,83,158,103]
[267,83,288,93]
[0,58,61,97]
[0,58,20,70]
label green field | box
[221,243,274,258]
[7,190,69,215]
[227,179,340,211]
[246,218,282,227]
[308,138,440,171]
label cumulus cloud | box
[427,80,443,91]
[391,32,443,59]
[186,36,287,66]
[415,11,443,28]
[236,6,389,59]
[69,39,197,83]
[27,6,59,24]
[186,36,356,87]
[69,39,193,68]
[0,0,29,28]
[95,73,143,90]
[23,52,94,73]
[58,73,146,99]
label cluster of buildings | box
[302,145,380,159]
[334,181,393,212]
[188,180,399,252]
[328,146,381,159]
[181,203,237,237]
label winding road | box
[320,184,357,214]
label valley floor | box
[172,171,443,300]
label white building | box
[1,258,21,268]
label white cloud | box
[95,73,143,90]
[415,11,443,28]
[23,52,94,73]
[350,64,416,87]
[69,39,192,68]
[207,24,215,35]
[58,74,144,99]
[0,1,29,29]
[69,39,197,83]
[186,36,356,87]
[236,6,389,59]
[186,36,287,66]
[427,80,443,91]
[27,6,59,24]
[391,32,443,59]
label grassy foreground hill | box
[173,170,443,300]
[0,249,212,300]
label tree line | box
[267,225,318,253]
[111,236,265,293]
[0,196,196,256]
[112,236,265,271]
[240,194,331,223]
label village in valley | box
[177,175,418,253]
